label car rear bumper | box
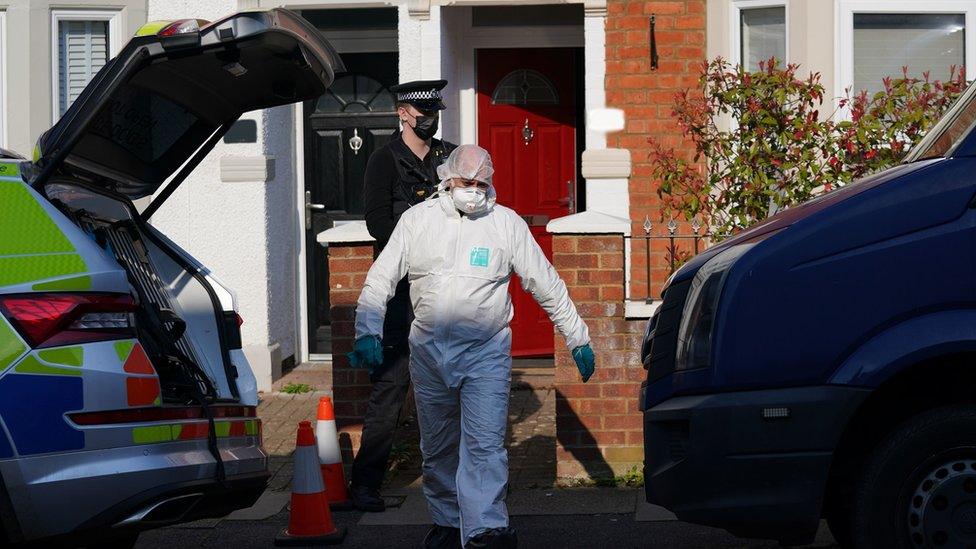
[76,469,269,537]
[1,436,268,542]
[643,385,869,544]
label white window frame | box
[730,0,790,69]
[0,11,7,149]
[836,0,976,106]
[50,9,124,125]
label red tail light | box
[0,293,137,348]
[69,405,257,425]
[158,19,208,36]
[236,312,244,327]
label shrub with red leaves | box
[650,58,968,237]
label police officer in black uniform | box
[350,80,456,515]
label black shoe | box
[424,525,461,549]
[350,484,385,512]
[464,527,518,549]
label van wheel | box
[851,405,976,548]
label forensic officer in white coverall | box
[348,145,596,549]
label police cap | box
[390,79,447,112]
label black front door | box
[304,52,399,356]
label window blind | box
[58,20,109,117]
[853,13,965,96]
[741,7,786,72]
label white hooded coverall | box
[354,153,589,545]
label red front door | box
[477,48,577,357]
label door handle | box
[558,180,576,211]
[348,129,363,155]
[305,190,325,230]
[522,119,534,146]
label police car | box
[0,9,341,546]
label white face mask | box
[451,186,487,213]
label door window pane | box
[313,74,395,113]
[853,13,965,95]
[491,69,559,105]
[741,6,786,71]
[58,20,109,117]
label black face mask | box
[410,113,439,140]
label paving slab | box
[357,488,432,526]
[225,490,291,521]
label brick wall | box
[552,234,646,480]
[606,0,705,299]
[327,236,649,482]
[326,243,375,462]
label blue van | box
[641,85,976,547]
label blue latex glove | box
[572,344,596,383]
[347,336,384,374]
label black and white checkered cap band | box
[397,90,442,101]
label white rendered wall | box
[398,4,441,83]
[583,10,607,150]
[439,6,464,145]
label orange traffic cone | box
[275,421,346,546]
[316,396,354,510]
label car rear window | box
[88,83,200,164]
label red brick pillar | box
[552,233,646,482]
[605,0,706,299]
[325,242,375,463]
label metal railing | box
[624,216,714,304]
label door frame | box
[441,6,584,146]
[294,21,398,364]
[476,47,580,357]
[302,106,399,362]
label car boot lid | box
[28,8,342,201]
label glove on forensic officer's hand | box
[572,344,596,383]
[347,336,384,373]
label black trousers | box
[350,347,411,490]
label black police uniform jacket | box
[363,132,456,354]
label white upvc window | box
[0,11,7,149]
[837,0,975,99]
[50,10,123,123]
[731,0,789,71]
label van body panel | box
[643,96,976,542]
[828,309,976,386]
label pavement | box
[137,487,840,548]
[133,361,840,548]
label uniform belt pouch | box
[377,277,412,376]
